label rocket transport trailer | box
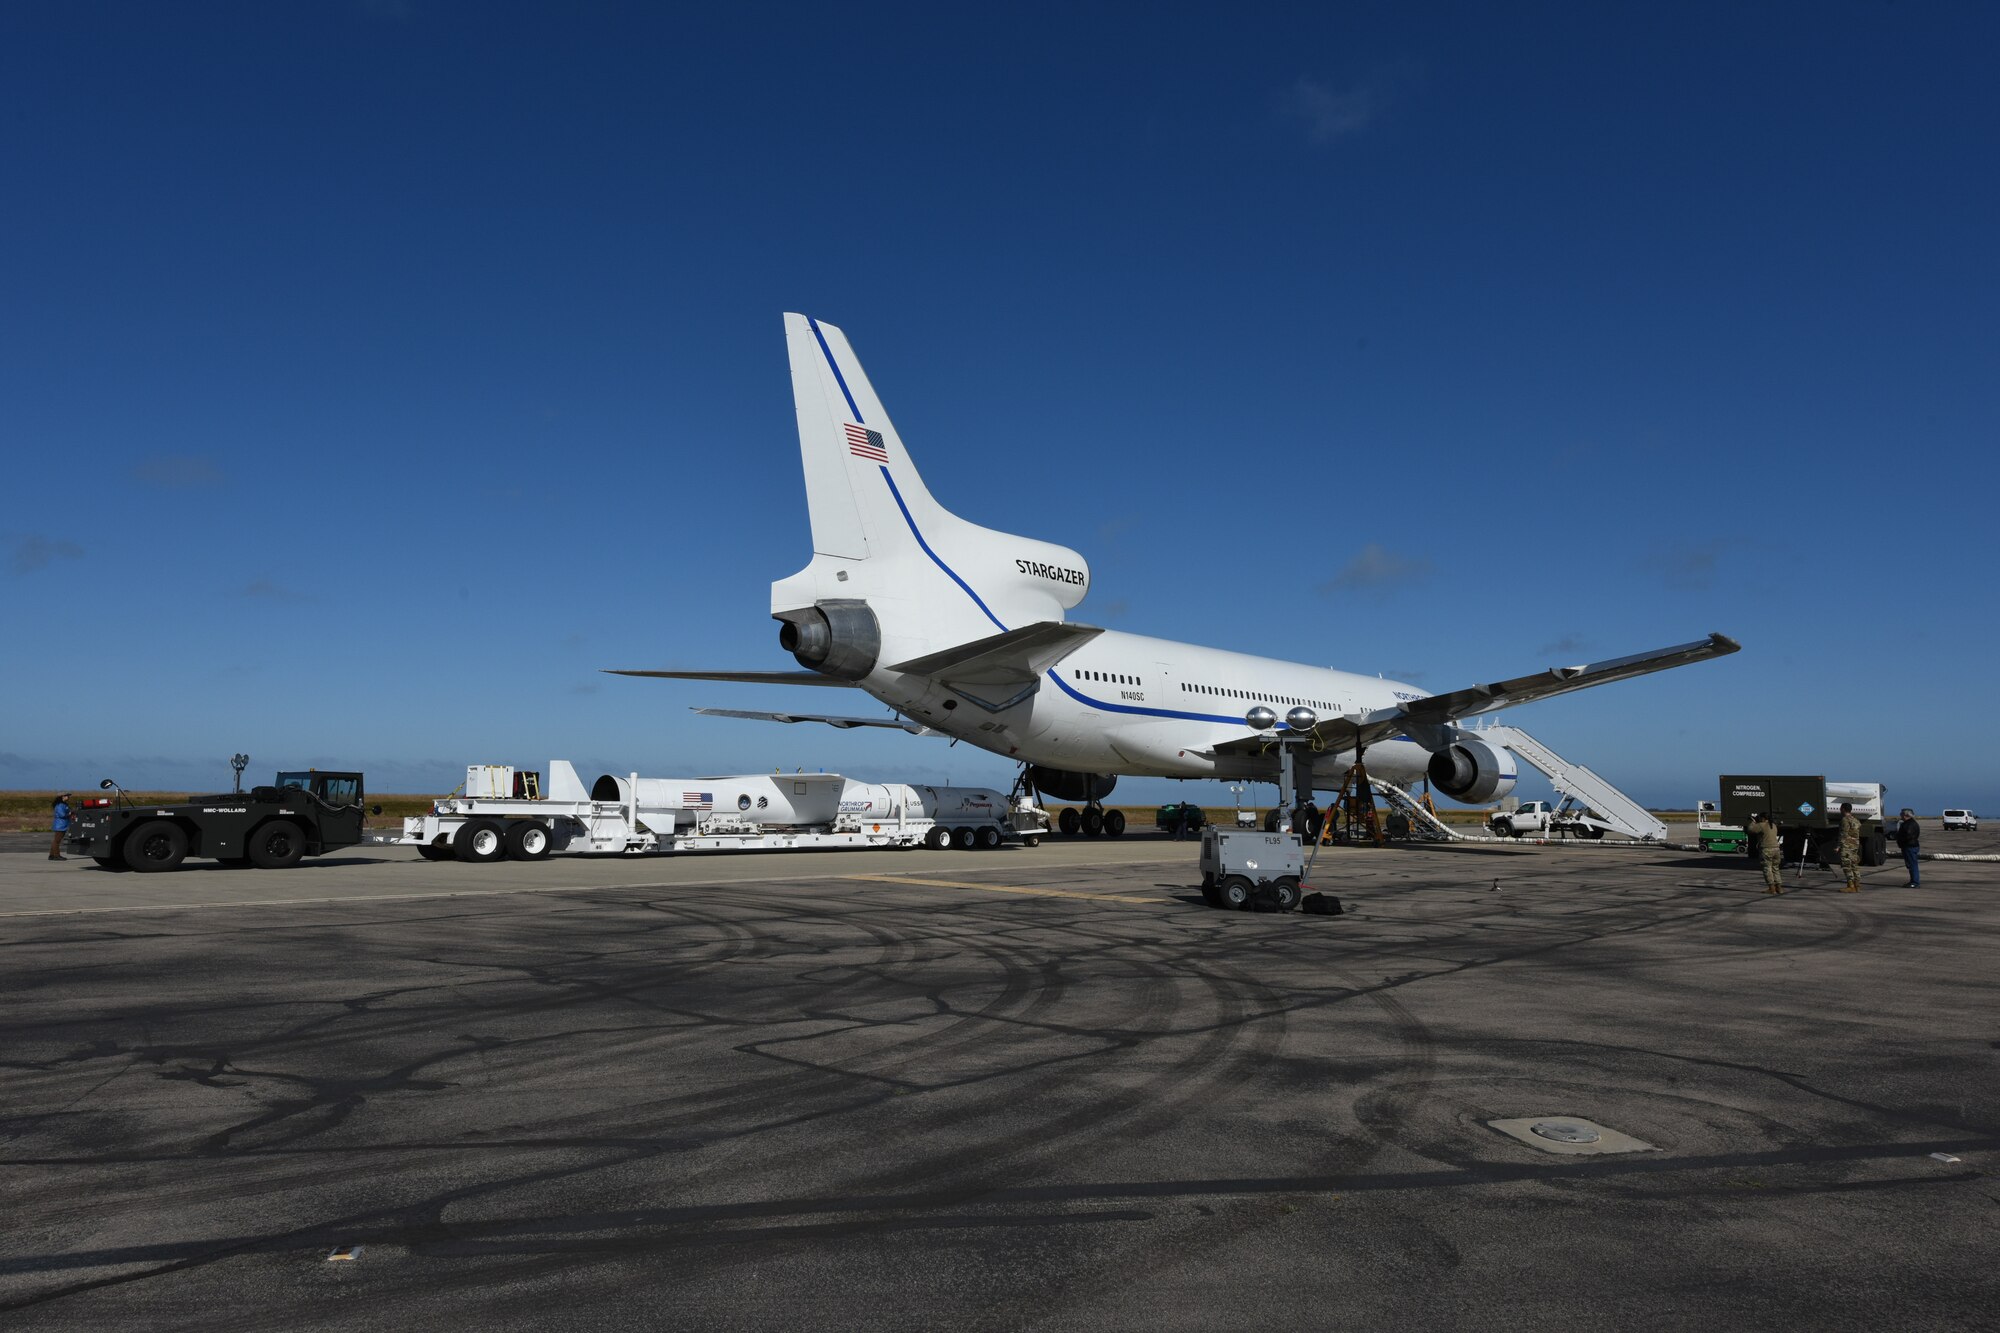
[369,762,1047,861]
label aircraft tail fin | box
[776,314,1091,640]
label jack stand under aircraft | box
[1329,758,1387,848]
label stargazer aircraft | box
[613,314,1739,824]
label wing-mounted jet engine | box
[1426,734,1518,804]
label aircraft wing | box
[1212,632,1741,756]
[891,621,1103,687]
[603,669,857,687]
[693,707,937,736]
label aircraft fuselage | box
[856,627,1436,790]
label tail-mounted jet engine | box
[775,600,880,681]
[1029,767,1117,804]
[1426,736,1518,804]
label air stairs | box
[1468,723,1667,842]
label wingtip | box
[1711,633,1742,653]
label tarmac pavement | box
[1,832,1995,1331]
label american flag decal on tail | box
[844,423,888,463]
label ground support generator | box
[1199,828,1306,911]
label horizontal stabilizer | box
[694,707,936,735]
[891,622,1103,687]
[1213,632,1741,756]
[603,669,857,687]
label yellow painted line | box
[844,874,1163,905]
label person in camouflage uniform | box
[1838,801,1863,892]
[1751,812,1784,894]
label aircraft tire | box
[1058,807,1080,836]
[1081,808,1104,836]
[1103,809,1126,837]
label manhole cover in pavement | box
[1530,1120,1600,1143]
[1487,1116,1657,1155]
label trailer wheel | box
[1058,807,1080,836]
[417,841,454,861]
[923,825,951,850]
[248,821,305,869]
[1103,809,1126,837]
[454,819,506,863]
[1216,874,1253,910]
[125,820,188,873]
[952,826,977,849]
[506,821,552,861]
[1020,834,1041,848]
[975,826,1002,850]
[1270,876,1302,912]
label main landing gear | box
[1056,799,1125,838]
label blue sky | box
[4,2,1995,813]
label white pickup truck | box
[1489,800,1609,840]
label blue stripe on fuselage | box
[879,468,1007,634]
[875,464,1314,729]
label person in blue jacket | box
[49,793,71,861]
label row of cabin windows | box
[1180,681,1333,712]
[1072,668,1331,713]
